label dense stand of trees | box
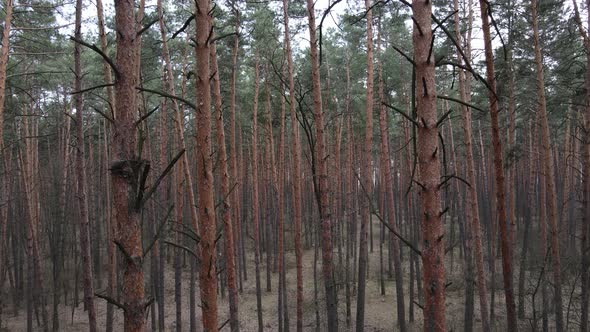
[0,0,589,331]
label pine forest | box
[0,0,588,330]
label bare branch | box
[137,87,197,110]
[140,149,185,207]
[391,44,416,67]
[137,17,159,37]
[354,170,422,256]
[171,14,195,39]
[135,105,159,127]
[70,36,119,78]
[437,94,486,112]
[382,102,420,127]
[70,83,115,95]
[90,106,114,124]
[95,293,126,311]
[164,241,199,260]
[142,205,174,259]
[572,0,589,46]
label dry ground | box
[0,217,567,331]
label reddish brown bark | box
[0,0,12,145]
[411,0,446,330]
[281,1,304,330]
[376,20,405,330]
[479,0,518,330]
[194,0,219,329]
[20,112,49,332]
[344,58,354,327]
[277,64,288,332]
[73,0,97,329]
[251,56,264,332]
[530,0,564,327]
[211,35,239,332]
[453,0,489,329]
[356,1,375,329]
[263,67,275,290]
[111,0,146,330]
[572,1,590,329]
[228,4,242,294]
[156,0,200,284]
[0,0,13,315]
[94,1,116,330]
[305,0,338,329]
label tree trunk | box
[211,35,239,332]
[281,1,304,330]
[111,0,146,330]
[305,0,338,330]
[530,1,564,329]
[453,0,490,329]
[0,0,12,311]
[251,55,264,332]
[356,1,375,329]
[194,0,219,329]
[412,0,446,330]
[73,0,98,329]
[356,0,374,332]
[376,19,405,331]
[228,3,243,295]
[478,1,518,330]
[572,1,590,330]
[94,1,117,330]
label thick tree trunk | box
[411,0,446,330]
[478,1,518,330]
[111,0,146,330]
[194,0,219,329]
[305,0,338,330]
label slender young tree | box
[0,1,13,317]
[453,0,490,329]
[94,1,117,329]
[228,2,243,294]
[376,16,405,331]
[356,1,375,329]
[411,0,446,330]
[211,32,239,332]
[479,0,518,329]
[530,0,564,328]
[73,0,97,330]
[252,55,264,332]
[305,0,338,329]
[572,1,590,330]
[281,1,304,330]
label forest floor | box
[0,217,566,331]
